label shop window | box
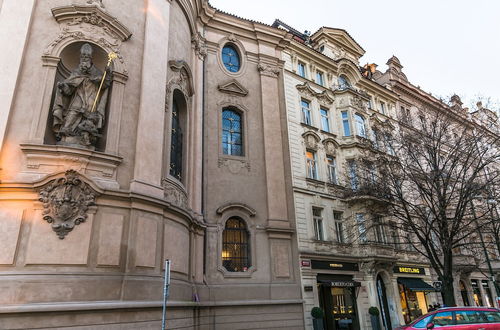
[326,155,337,184]
[459,280,470,306]
[222,108,243,156]
[301,99,312,125]
[306,150,318,179]
[222,218,250,272]
[342,111,351,136]
[471,279,484,306]
[320,108,330,132]
[313,207,325,241]
[333,211,345,243]
[482,280,494,307]
[221,44,240,73]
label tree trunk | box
[440,253,457,306]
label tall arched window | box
[222,108,243,156]
[222,218,250,272]
[170,91,184,180]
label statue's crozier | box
[52,43,111,148]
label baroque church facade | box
[0,0,303,329]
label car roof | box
[436,306,500,312]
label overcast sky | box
[210,0,499,111]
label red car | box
[394,307,500,329]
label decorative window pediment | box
[296,82,317,98]
[302,131,321,150]
[317,90,334,106]
[322,138,340,156]
[216,203,257,217]
[167,60,194,97]
[218,79,249,97]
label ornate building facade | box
[275,20,500,330]
[0,0,303,329]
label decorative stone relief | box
[161,178,188,209]
[165,60,194,111]
[191,32,207,60]
[257,62,280,77]
[323,139,337,155]
[227,33,238,43]
[351,95,366,110]
[317,90,334,106]
[45,5,132,74]
[38,170,98,239]
[302,131,320,150]
[218,158,250,173]
[296,82,317,99]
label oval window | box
[221,44,240,73]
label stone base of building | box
[0,300,304,330]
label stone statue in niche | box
[52,43,112,148]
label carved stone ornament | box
[38,170,98,239]
[317,90,334,106]
[302,131,320,150]
[191,32,207,60]
[218,158,250,173]
[323,139,337,155]
[296,82,317,98]
[165,60,194,110]
[351,95,366,110]
[161,178,188,209]
[45,5,132,73]
[257,62,280,77]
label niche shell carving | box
[39,170,97,239]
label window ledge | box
[305,177,325,185]
[300,122,318,130]
[320,130,337,138]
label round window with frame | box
[221,44,241,73]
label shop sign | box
[301,260,311,267]
[311,260,359,271]
[327,281,361,287]
[393,266,425,275]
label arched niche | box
[43,41,112,151]
[30,4,131,155]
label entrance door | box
[319,284,359,330]
[376,275,392,330]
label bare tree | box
[353,109,500,306]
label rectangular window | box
[373,215,387,244]
[354,113,366,138]
[313,208,324,241]
[380,102,386,115]
[301,99,311,125]
[356,213,367,243]
[306,150,318,179]
[333,211,345,243]
[385,134,395,155]
[326,155,337,184]
[320,108,330,132]
[367,98,373,109]
[298,62,306,78]
[348,160,358,190]
[316,71,324,86]
[342,111,351,136]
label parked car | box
[394,307,500,329]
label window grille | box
[222,218,250,272]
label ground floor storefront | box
[300,258,442,330]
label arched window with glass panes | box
[222,108,243,156]
[222,217,250,272]
[169,90,185,181]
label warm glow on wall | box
[222,250,230,258]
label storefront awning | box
[397,277,437,291]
